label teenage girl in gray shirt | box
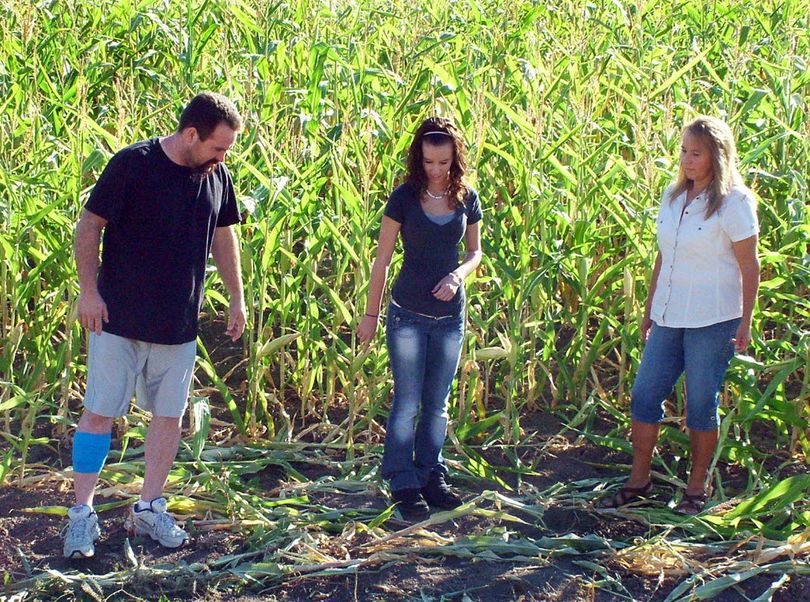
[357,117,483,521]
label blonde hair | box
[668,115,743,218]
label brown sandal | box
[675,491,707,515]
[600,481,653,508]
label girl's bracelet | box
[365,313,379,319]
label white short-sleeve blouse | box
[650,184,758,328]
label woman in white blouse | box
[602,116,760,514]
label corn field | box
[1,0,808,600]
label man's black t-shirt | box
[85,138,240,344]
[384,183,483,317]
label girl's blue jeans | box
[382,302,464,492]
[631,318,740,431]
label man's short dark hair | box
[178,92,242,140]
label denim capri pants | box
[631,318,740,431]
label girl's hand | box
[731,321,752,353]
[432,272,463,301]
[357,314,380,347]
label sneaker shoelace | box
[62,516,94,546]
[153,510,184,539]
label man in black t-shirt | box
[63,92,246,559]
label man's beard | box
[191,160,219,180]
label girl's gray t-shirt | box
[384,182,483,317]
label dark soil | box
[0,485,237,579]
[2,315,808,601]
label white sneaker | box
[125,498,189,548]
[62,504,101,558]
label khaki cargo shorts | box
[83,331,197,418]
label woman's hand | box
[357,314,380,347]
[432,272,463,301]
[640,315,653,342]
[731,321,752,353]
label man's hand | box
[78,290,109,335]
[226,297,247,341]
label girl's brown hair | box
[406,117,468,209]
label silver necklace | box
[425,188,448,200]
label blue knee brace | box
[72,431,112,474]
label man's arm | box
[211,225,246,341]
[75,209,109,334]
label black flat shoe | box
[421,471,462,510]
[392,488,430,521]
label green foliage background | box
[1,0,809,597]
[4,0,807,445]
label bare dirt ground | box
[2,317,809,601]
[3,427,808,601]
